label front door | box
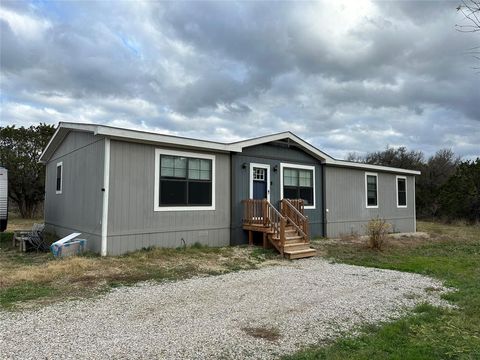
[250,163,270,201]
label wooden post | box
[263,232,267,249]
[248,230,253,246]
[262,199,267,226]
[280,217,285,256]
[304,216,309,243]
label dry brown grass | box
[312,220,480,257]
[0,238,280,309]
[339,230,360,242]
[5,214,43,232]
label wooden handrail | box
[242,199,265,225]
[282,199,307,221]
[242,199,286,253]
[281,199,310,243]
[284,215,307,239]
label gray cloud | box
[0,0,478,159]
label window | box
[365,172,378,208]
[56,162,63,194]
[154,149,215,211]
[280,163,315,208]
[365,173,378,207]
[253,167,265,181]
[397,176,407,207]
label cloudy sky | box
[1,0,479,159]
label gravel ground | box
[0,258,451,359]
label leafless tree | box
[456,0,480,69]
[456,0,480,32]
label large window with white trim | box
[365,172,378,208]
[281,164,315,208]
[396,176,407,207]
[154,149,215,211]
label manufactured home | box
[40,122,420,258]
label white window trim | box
[365,172,378,209]
[154,148,216,211]
[55,161,63,194]
[396,175,408,208]
[249,163,271,202]
[280,163,316,210]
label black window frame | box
[159,155,213,207]
[397,176,407,207]
[366,173,378,207]
[282,167,314,206]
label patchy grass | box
[0,234,281,310]
[0,283,59,309]
[288,221,480,359]
[5,213,43,232]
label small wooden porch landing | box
[242,199,317,259]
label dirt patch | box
[241,326,282,341]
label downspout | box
[101,137,110,256]
[230,152,234,246]
[322,163,327,238]
[413,176,416,233]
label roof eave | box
[95,125,240,153]
[231,131,334,163]
[328,160,421,175]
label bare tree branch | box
[456,0,480,32]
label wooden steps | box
[271,235,303,242]
[242,198,316,260]
[284,248,317,259]
[283,242,311,251]
[270,237,317,259]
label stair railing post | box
[304,216,309,243]
[262,199,268,226]
[280,216,285,256]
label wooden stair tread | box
[283,243,310,248]
[284,248,317,259]
[284,248,316,254]
[271,235,303,241]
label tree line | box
[347,147,480,223]
[0,124,56,218]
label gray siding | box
[325,166,416,237]
[44,131,105,252]
[106,140,230,255]
[231,143,324,245]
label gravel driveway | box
[0,258,450,359]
